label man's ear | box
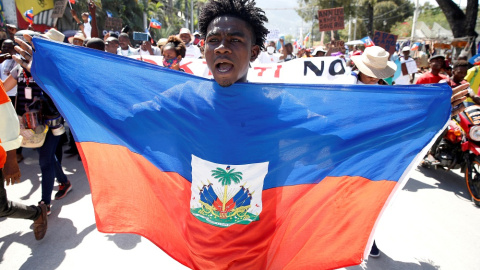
[250,44,260,62]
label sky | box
[255,0,463,38]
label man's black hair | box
[198,0,269,50]
[453,60,469,69]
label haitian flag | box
[31,38,451,270]
[361,36,375,47]
[24,8,33,24]
[150,18,162,29]
[411,42,421,51]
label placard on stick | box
[52,0,68,19]
[317,7,345,32]
[105,17,123,32]
[325,40,345,56]
[373,31,398,59]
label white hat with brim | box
[40,28,65,42]
[351,46,397,79]
[68,32,86,44]
[178,28,194,43]
[402,46,411,52]
[313,46,327,55]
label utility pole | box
[191,0,194,32]
[410,0,419,42]
[348,16,352,42]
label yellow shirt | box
[465,66,480,103]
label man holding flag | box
[12,0,469,269]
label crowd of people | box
[0,0,477,265]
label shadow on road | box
[106,234,142,250]
[346,251,441,269]
[404,166,470,201]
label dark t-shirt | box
[11,65,59,117]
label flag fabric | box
[31,38,451,270]
[149,18,162,29]
[106,10,113,18]
[303,32,310,46]
[69,0,76,4]
[411,42,421,51]
[24,9,33,24]
[360,36,375,47]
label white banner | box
[130,56,353,84]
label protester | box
[161,35,186,71]
[117,33,139,56]
[104,37,119,54]
[465,63,480,101]
[139,40,161,56]
[313,46,326,57]
[4,29,73,214]
[445,60,480,105]
[415,55,448,84]
[86,38,105,51]
[193,31,201,46]
[395,46,416,85]
[68,32,86,46]
[0,40,18,102]
[351,46,396,86]
[6,24,17,40]
[179,28,202,59]
[255,41,279,64]
[0,80,48,241]
[279,39,295,62]
[157,38,168,51]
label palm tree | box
[211,166,243,213]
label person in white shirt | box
[179,28,202,59]
[139,40,162,56]
[117,33,139,56]
[255,41,279,64]
[0,40,18,100]
[395,46,416,85]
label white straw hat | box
[351,46,397,79]
[40,28,65,42]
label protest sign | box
[373,31,398,58]
[325,40,345,56]
[267,28,280,41]
[51,0,68,18]
[131,56,352,84]
[105,17,123,32]
[318,7,345,32]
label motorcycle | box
[425,105,480,207]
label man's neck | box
[430,69,440,76]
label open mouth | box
[216,62,234,73]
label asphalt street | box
[1,145,480,270]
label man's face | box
[403,50,410,58]
[429,58,444,71]
[118,36,129,50]
[359,72,380,85]
[1,41,14,54]
[82,15,89,23]
[204,16,260,87]
[285,44,293,54]
[180,33,191,44]
[105,41,119,54]
[7,27,16,35]
[452,66,468,83]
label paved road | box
[1,146,480,270]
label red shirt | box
[415,72,448,84]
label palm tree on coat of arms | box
[211,166,243,214]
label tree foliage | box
[296,0,413,43]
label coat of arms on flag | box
[190,155,268,228]
[361,36,375,47]
[150,18,162,29]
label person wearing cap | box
[68,32,86,46]
[313,46,326,57]
[6,24,17,40]
[157,38,168,51]
[179,28,202,59]
[193,31,201,46]
[350,46,396,85]
[395,46,416,85]
[3,30,73,215]
[105,37,119,54]
[415,55,448,84]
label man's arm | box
[88,0,99,38]
[279,39,287,60]
[71,9,86,38]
